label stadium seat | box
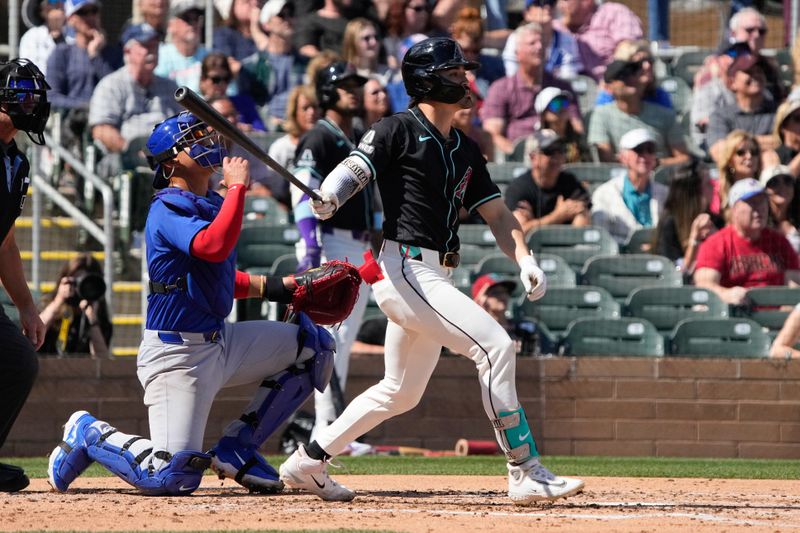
[514,286,619,338]
[237,222,299,270]
[527,225,619,272]
[244,196,290,225]
[734,287,800,336]
[458,224,497,247]
[671,48,714,87]
[622,228,655,254]
[507,137,529,163]
[561,317,664,356]
[486,162,528,184]
[270,253,299,276]
[473,252,576,288]
[561,162,624,194]
[514,317,559,356]
[669,317,771,358]
[625,286,727,334]
[656,76,692,115]
[581,254,682,300]
[569,74,598,116]
[236,266,271,321]
[457,244,494,269]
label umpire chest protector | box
[354,107,500,253]
[145,188,236,331]
[0,140,30,243]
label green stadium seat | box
[656,76,692,114]
[622,228,655,254]
[561,317,664,356]
[473,252,517,279]
[625,286,728,334]
[669,317,771,358]
[581,254,682,300]
[561,162,623,192]
[569,74,598,116]
[270,253,299,276]
[527,225,619,272]
[671,48,714,87]
[472,252,575,291]
[237,222,299,270]
[734,287,800,335]
[486,162,528,184]
[507,137,529,163]
[244,196,290,225]
[459,224,497,247]
[457,244,493,268]
[514,286,619,338]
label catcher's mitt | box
[290,260,363,325]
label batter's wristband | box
[264,275,293,303]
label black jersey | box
[294,118,375,231]
[351,107,500,252]
[0,139,30,243]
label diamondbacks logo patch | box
[454,166,472,202]
[358,129,376,154]
[298,148,316,167]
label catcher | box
[46,111,362,496]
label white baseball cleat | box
[279,443,355,501]
[507,457,584,505]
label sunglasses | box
[75,5,99,16]
[743,26,767,36]
[546,96,570,113]
[208,75,231,85]
[633,143,656,155]
[735,147,758,157]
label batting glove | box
[519,253,547,301]
[309,189,339,220]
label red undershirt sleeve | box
[234,270,252,299]
[190,184,246,262]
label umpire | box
[0,58,50,492]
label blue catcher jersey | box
[145,188,236,332]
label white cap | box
[534,87,572,115]
[619,128,657,150]
[728,178,765,206]
[759,164,794,187]
[260,0,287,24]
[214,0,232,20]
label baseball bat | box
[174,86,321,202]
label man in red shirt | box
[694,178,800,305]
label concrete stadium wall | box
[5,355,800,459]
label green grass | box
[11,455,800,480]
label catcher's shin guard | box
[492,407,540,465]
[85,422,210,495]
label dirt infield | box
[2,476,799,532]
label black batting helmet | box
[0,58,51,145]
[401,37,479,104]
[315,61,367,110]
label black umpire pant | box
[0,306,39,450]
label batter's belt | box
[383,239,460,268]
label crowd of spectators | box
[15,0,800,356]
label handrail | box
[32,137,115,314]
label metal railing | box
[30,136,116,314]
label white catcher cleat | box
[279,443,355,501]
[507,457,584,505]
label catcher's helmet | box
[315,61,367,110]
[0,58,51,145]
[401,37,479,104]
[145,111,227,189]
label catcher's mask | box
[401,37,479,105]
[0,58,51,145]
[145,111,227,189]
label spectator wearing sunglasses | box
[154,0,208,92]
[707,58,776,164]
[595,39,672,110]
[591,128,668,244]
[552,0,643,82]
[504,129,590,235]
[238,0,307,128]
[770,99,800,178]
[502,0,583,82]
[535,87,590,163]
[588,58,688,165]
[760,165,800,253]
[714,130,762,215]
[199,52,266,132]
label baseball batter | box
[47,111,341,496]
[279,37,585,505]
[292,61,379,443]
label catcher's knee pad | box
[296,311,335,392]
[85,423,210,495]
[492,407,539,465]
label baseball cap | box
[759,165,794,187]
[260,0,292,24]
[603,59,641,83]
[471,273,517,301]
[728,178,766,206]
[524,129,562,155]
[619,128,657,150]
[718,40,752,58]
[170,0,205,18]
[121,23,160,46]
[534,87,572,115]
[65,0,99,17]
